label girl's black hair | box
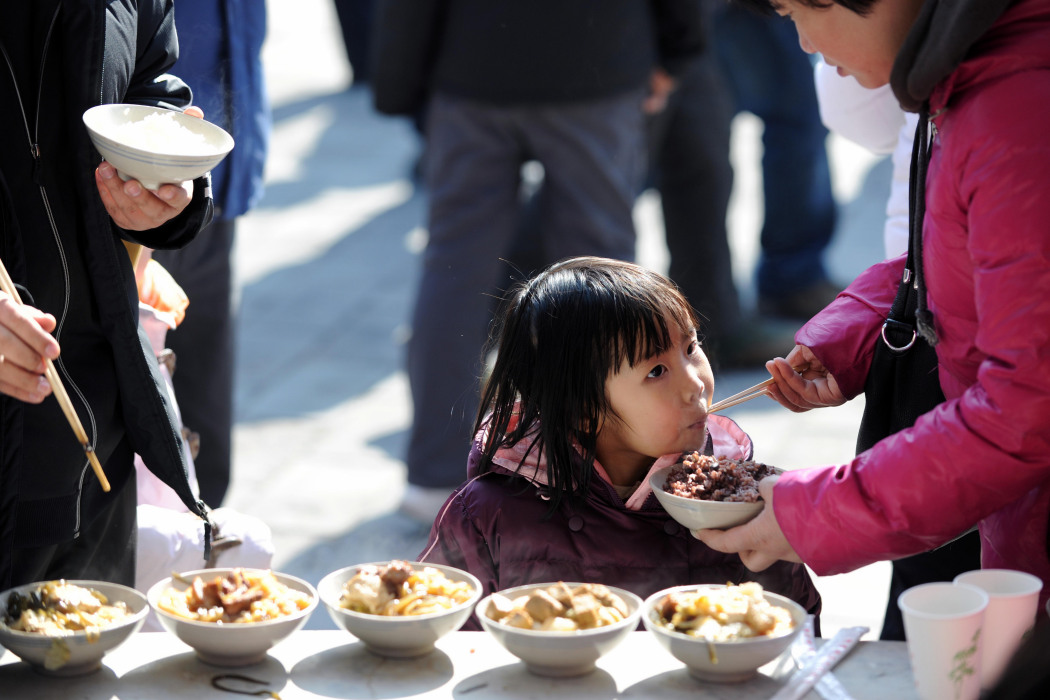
[732,0,878,17]
[475,257,698,513]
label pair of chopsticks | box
[708,366,805,414]
[0,256,110,491]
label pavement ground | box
[223,0,893,637]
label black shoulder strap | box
[884,104,935,350]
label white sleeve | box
[883,113,920,259]
[814,58,906,155]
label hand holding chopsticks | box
[0,256,110,492]
[708,365,806,414]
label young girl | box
[419,257,819,622]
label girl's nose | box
[683,367,706,406]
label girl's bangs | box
[608,278,697,369]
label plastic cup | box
[899,582,988,700]
[953,569,1043,689]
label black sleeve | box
[370,0,446,116]
[649,0,707,77]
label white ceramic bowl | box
[83,104,234,190]
[0,580,148,676]
[318,561,482,658]
[476,582,643,677]
[642,584,806,682]
[649,463,778,531]
[147,568,317,666]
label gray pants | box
[406,90,645,488]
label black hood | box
[891,0,1015,111]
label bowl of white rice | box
[83,104,234,190]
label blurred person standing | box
[648,1,797,371]
[372,0,706,522]
[155,0,270,508]
[711,5,840,321]
[0,1,212,588]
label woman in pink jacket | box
[698,0,1050,612]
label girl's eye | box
[647,365,667,379]
[687,340,700,355]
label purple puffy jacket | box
[774,0,1050,610]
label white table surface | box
[0,630,917,699]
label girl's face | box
[596,327,713,483]
[775,0,923,89]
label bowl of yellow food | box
[642,582,806,682]
[0,579,148,676]
[650,453,782,531]
[475,581,643,677]
[83,104,234,190]
[318,560,481,658]
[147,567,317,666]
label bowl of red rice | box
[650,453,782,531]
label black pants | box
[879,529,983,640]
[12,453,137,587]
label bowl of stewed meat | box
[650,452,783,531]
[147,567,317,666]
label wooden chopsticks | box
[708,366,804,414]
[0,256,110,492]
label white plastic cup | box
[899,582,988,700]
[953,569,1043,689]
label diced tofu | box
[503,609,535,629]
[523,589,565,623]
[569,593,601,629]
[550,582,574,608]
[486,594,516,621]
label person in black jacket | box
[0,1,212,589]
[371,0,707,522]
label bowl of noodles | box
[147,567,317,666]
[475,581,643,677]
[0,579,149,676]
[641,582,806,682]
[317,560,482,657]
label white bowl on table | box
[0,580,148,676]
[642,584,806,683]
[475,581,643,678]
[649,463,778,531]
[318,561,482,658]
[82,104,234,190]
[147,568,317,667]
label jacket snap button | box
[664,521,680,536]
[568,516,584,532]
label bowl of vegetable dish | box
[642,582,806,682]
[147,567,317,666]
[0,579,148,676]
[318,560,481,658]
[475,581,643,677]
